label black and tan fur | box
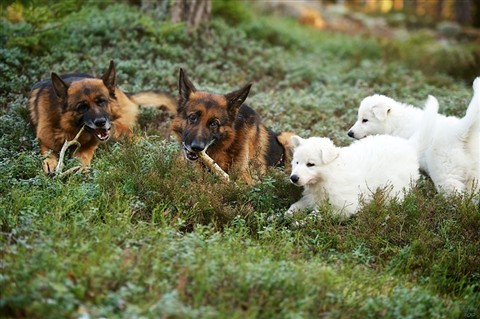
[29,61,176,173]
[171,68,294,183]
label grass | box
[1,1,479,318]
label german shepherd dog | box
[171,68,294,183]
[29,61,176,173]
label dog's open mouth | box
[182,144,199,161]
[182,140,216,162]
[94,128,110,142]
[86,127,111,142]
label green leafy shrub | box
[0,2,478,317]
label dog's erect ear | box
[179,68,196,102]
[51,72,69,101]
[320,145,339,164]
[102,60,116,97]
[225,83,252,117]
[372,104,391,121]
[291,135,304,148]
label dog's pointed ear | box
[102,60,116,97]
[320,143,339,164]
[51,72,69,101]
[291,135,304,148]
[225,83,252,117]
[179,68,196,102]
[372,104,391,121]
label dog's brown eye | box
[307,163,315,167]
[209,119,220,129]
[188,113,198,124]
[362,119,368,123]
[76,102,89,112]
[97,98,108,107]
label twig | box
[55,126,85,176]
[198,150,230,182]
[58,165,83,179]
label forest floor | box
[1,2,479,318]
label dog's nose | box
[190,140,206,152]
[290,174,299,184]
[94,118,108,128]
[347,130,354,138]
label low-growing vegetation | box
[1,1,479,318]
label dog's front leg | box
[41,145,59,174]
[234,147,254,184]
[285,197,312,217]
[74,145,98,167]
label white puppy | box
[286,96,439,218]
[348,77,480,194]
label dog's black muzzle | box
[182,139,214,162]
[84,116,112,142]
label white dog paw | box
[308,210,322,222]
[284,210,294,218]
[291,220,307,229]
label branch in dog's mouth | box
[198,150,229,181]
[182,139,216,162]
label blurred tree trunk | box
[474,0,480,27]
[404,0,417,14]
[171,0,212,32]
[133,0,211,31]
[436,0,444,19]
[454,0,472,25]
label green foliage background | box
[0,1,479,318]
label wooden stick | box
[198,150,230,181]
[55,126,85,176]
[58,165,83,179]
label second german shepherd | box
[171,68,294,183]
[29,61,176,173]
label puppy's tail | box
[409,95,439,154]
[128,91,177,116]
[458,77,480,141]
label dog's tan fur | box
[29,61,176,173]
[171,68,293,183]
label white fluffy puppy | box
[286,96,439,218]
[348,77,480,194]
[286,135,419,217]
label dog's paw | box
[43,157,58,174]
[291,219,307,229]
[284,210,295,218]
[309,210,322,222]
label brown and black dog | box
[171,68,294,183]
[29,61,176,173]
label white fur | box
[348,77,480,194]
[286,135,420,217]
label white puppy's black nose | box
[347,130,354,138]
[290,174,299,184]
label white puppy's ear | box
[320,145,339,164]
[372,104,391,121]
[291,135,304,148]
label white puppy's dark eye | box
[362,119,369,123]
[306,163,315,167]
